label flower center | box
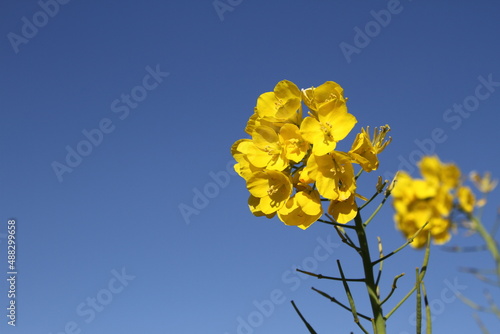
[267,184,281,196]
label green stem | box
[380,273,405,306]
[353,212,386,333]
[372,222,429,266]
[416,269,422,334]
[421,281,432,334]
[291,300,317,334]
[363,195,390,227]
[471,215,500,280]
[296,268,365,282]
[359,189,383,211]
[386,236,431,320]
[311,287,371,321]
[337,260,369,334]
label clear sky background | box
[1,0,500,333]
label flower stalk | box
[470,215,500,280]
[230,80,433,333]
[353,212,386,333]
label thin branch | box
[317,218,357,229]
[459,267,497,275]
[416,269,422,334]
[470,215,500,280]
[372,223,429,266]
[421,281,432,334]
[473,313,490,334]
[296,268,365,282]
[363,195,389,227]
[355,168,364,180]
[358,183,387,211]
[290,300,318,334]
[490,208,500,237]
[441,244,488,252]
[457,292,488,312]
[311,287,371,321]
[380,273,405,306]
[484,289,500,318]
[337,260,370,334]
[459,267,500,286]
[375,237,384,287]
[386,236,431,319]
[457,290,500,318]
[333,224,360,250]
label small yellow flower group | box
[391,156,491,248]
[231,80,390,229]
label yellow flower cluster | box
[392,156,479,248]
[231,80,391,229]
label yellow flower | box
[301,81,346,115]
[429,217,452,245]
[394,213,452,248]
[469,171,498,194]
[246,170,293,215]
[279,123,310,163]
[349,131,377,172]
[300,102,357,155]
[278,188,323,229]
[392,166,455,248]
[433,187,453,217]
[243,124,309,171]
[391,172,438,215]
[248,195,276,218]
[255,80,302,120]
[304,151,356,201]
[231,139,261,181]
[390,172,413,199]
[419,156,460,190]
[328,193,358,224]
[245,113,280,135]
[349,126,391,172]
[394,214,428,248]
[247,126,288,171]
[245,109,302,136]
[458,186,475,213]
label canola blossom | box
[231,80,391,229]
[230,80,499,334]
[391,156,483,248]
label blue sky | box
[1,0,500,333]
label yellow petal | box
[279,123,309,162]
[246,170,292,214]
[302,81,346,114]
[252,126,279,150]
[413,180,437,199]
[349,131,379,172]
[248,195,276,218]
[458,186,475,213]
[246,143,272,168]
[328,194,358,224]
[278,190,322,229]
[255,81,301,120]
[255,92,279,118]
[322,108,357,142]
